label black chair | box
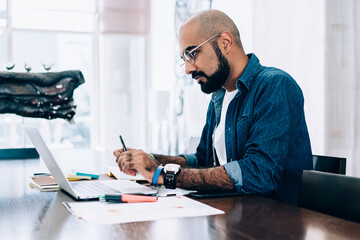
[312,155,346,174]
[299,170,360,223]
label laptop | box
[24,126,157,200]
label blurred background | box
[0,0,359,177]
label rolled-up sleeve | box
[179,153,198,168]
[223,161,243,192]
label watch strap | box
[164,166,181,189]
[151,165,164,187]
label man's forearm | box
[177,166,234,191]
[153,154,187,167]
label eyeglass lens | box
[178,51,193,67]
[184,50,195,64]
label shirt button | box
[230,158,233,161]
[228,128,231,131]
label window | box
[0,0,149,150]
[11,0,95,32]
[0,1,95,149]
[12,31,94,148]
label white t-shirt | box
[214,89,238,166]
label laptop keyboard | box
[71,181,121,197]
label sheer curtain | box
[324,0,360,176]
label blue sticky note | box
[71,169,99,179]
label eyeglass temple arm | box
[189,33,221,54]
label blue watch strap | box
[152,165,164,187]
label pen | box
[119,135,127,151]
[99,194,157,203]
[33,172,51,176]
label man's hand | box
[113,148,160,183]
[114,147,137,176]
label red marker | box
[100,194,157,203]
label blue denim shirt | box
[181,53,312,205]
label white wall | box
[250,0,326,156]
[212,0,253,52]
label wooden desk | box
[1,150,359,239]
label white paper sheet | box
[63,196,224,225]
[101,180,157,195]
[104,166,145,180]
[156,185,195,197]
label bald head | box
[181,9,242,48]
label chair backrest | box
[312,155,346,174]
[299,170,360,223]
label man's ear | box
[219,32,233,53]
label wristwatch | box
[163,164,181,189]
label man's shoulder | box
[257,66,293,82]
[254,65,300,90]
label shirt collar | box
[236,53,260,91]
[211,53,260,102]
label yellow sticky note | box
[66,174,91,180]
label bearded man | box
[114,9,312,205]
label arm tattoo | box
[177,167,234,191]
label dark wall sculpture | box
[0,70,85,123]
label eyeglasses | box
[178,33,220,67]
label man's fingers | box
[114,147,136,157]
[113,148,125,156]
[129,169,137,176]
[122,168,136,176]
[116,150,151,178]
[122,161,137,176]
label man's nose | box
[184,60,196,75]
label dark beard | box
[192,43,230,94]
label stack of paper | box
[29,175,59,192]
[30,173,117,192]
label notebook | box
[24,126,156,200]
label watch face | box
[164,164,181,174]
[164,164,180,189]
